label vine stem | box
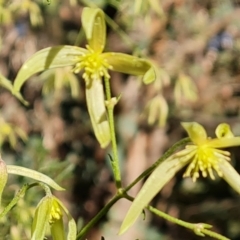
[76,194,122,240]
[104,77,122,189]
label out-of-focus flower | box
[174,73,198,105]
[0,117,27,148]
[13,7,155,148]
[143,94,168,127]
[9,0,43,26]
[32,195,76,240]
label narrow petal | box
[51,218,65,240]
[219,160,240,194]
[181,122,207,145]
[119,156,189,235]
[103,53,156,84]
[207,137,240,148]
[215,123,234,138]
[31,196,52,240]
[0,159,8,207]
[85,79,111,148]
[13,46,87,93]
[54,197,77,240]
[81,7,106,53]
[7,165,65,191]
[0,73,28,105]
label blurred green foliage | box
[0,0,240,239]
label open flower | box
[31,195,76,240]
[119,122,240,235]
[13,7,155,148]
[179,122,240,184]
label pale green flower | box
[13,7,155,148]
[31,195,76,240]
[119,122,240,235]
[180,122,240,183]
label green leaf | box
[82,7,106,53]
[103,53,156,84]
[31,196,52,240]
[119,156,188,235]
[13,45,87,93]
[85,79,111,148]
[7,165,65,191]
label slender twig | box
[104,77,122,189]
[124,137,190,192]
[0,183,38,219]
[76,194,122,240]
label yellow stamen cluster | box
[176,144,231,182]
[73,46,112,86]
[49,200,62,225]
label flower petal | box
[7,165,65,191]
[215,123,234,138]
[181,122,207,145]
[54,197,77,240]
[13,46,87,93]
[0,73,28,105]
[31,196,52,240]
[51,218,65,240]
[0,158,8,208]
[119,156,189,235]
[85,79,111,148]
[103,53,156,84]
[219,160,240,194]
[81,7,106,53]
[207,137,240,148]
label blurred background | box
[1,0,240,239]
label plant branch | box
[76,194,122,240]
[124,137,190,192]
[104,77,122,189]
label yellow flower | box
[32,195,76,240]
[180,122,240,183]
[13,7,155,148]
[119,122,240,235]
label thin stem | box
[125,194,229,240]
[147,206,229,240]
[0,183,38,219]
[76,194,122,240]
[104,77,122,189]
[124,137,190,192]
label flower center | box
[73,45,112,86]
[49,200,62,225]
[183,145,231,182]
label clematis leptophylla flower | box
[180,122,240,187]
[119,122,240,235]
[31,195,76,240]
[13,7,155,148]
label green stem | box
[125,194,229,240]
[76,194,122,240]
[124,137,190,192]
[104,77,122,189]
[0,183,38,219]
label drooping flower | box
[31,195,76,240]
[13,7,155,148]
[119,122,240,235]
